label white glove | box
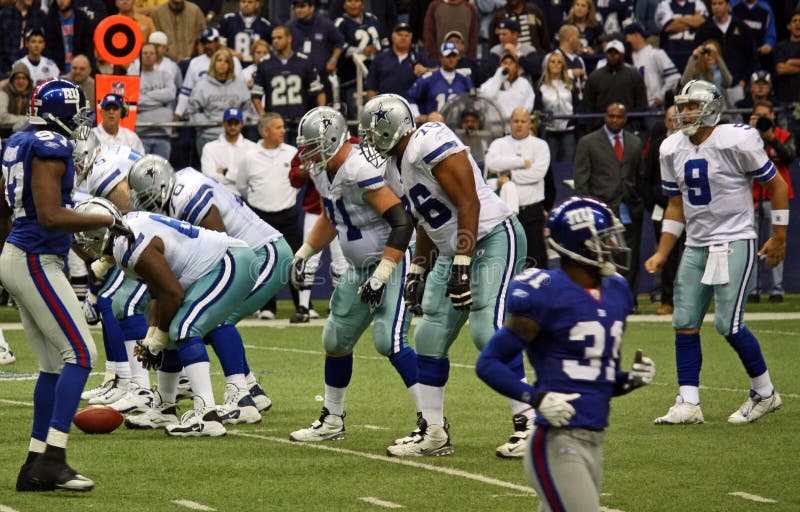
[536,392,581,427]
[83,293,100,325]
[90,258,114,282]
[630,352,656,386]
[141,327,169,353]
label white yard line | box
[358,497,403,508]
[171,499,217,511]
[0,398,33,407]
[728,492,777,503]
[0,505,21,512]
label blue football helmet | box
[546,196,630,276]
[29,78,91,139]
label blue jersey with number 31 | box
[1,128,75,257]
[507,268,633,430]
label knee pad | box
[714,316,731,337]
[176,337,209,366]
[322,320,358,354]
[161,349,183,373]
[119,314,148,341]
[371,319,394,357]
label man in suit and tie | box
[573,102,645,311]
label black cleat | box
[29,451,94,492]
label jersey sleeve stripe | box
[122,233,145,267]
[748,161,777,182]
[95,169,121,197]
[357,176,384,188]
[185,189,214,224]
[661,180,680,195]
[182,185,213,222]
[422,141,457,164]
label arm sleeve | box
[475,326,537,404]
[659,140,681,196]
[511,141,549,185]
[353,161,386,191]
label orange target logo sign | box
[94,15,143,66]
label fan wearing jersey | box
[477,196,656,511]
[128,155,291,423]
[646,80,786,425]
[0,78,131,492]
[287,107,419,444]
[219,0,272,66]
[359,94,528,458]
[406,42,474,124]
[75,200,258,437]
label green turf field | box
[0,305,798,511]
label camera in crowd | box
[701,48,711,56]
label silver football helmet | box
[358,93,416,166]
[296,106,349,173]
[672,80,723,136]
[73,197,123,258]
[72,131,102,184]
[127,154,175,213]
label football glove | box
[109,216,134,242]
[358,276,386,308]
[88,258,114,291]
[446,256,472,310]
[403,264,426,312]
[134,341,164,371]
[82,294,100,325]
[629,349,655,387]
[535,392,581,427]
[290,256,308,290]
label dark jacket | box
[584,63,648,129]
[694,17,758,84]
[43,7,95,72]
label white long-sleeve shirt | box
[201,133,259,195]
[631,45,680,108]
[92,124,145,154]
[485,133,550,206]
[236,142,298,212]
[478,67,536,119]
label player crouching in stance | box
[477,196,656,511]
[1,78,131,492]
[646,80,785,425]
[74,198,258,436]
[288,107,420,444]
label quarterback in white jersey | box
[359,94,529,458]
[646,80,786,426]
[287,107,420,446]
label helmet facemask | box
[672,80,722,136]
[358,94,416,167]
[297,106,349,175]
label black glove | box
[358,275,386,308]
[290,256,309,290]
[403,269,425,312]
[109,217,134,243]
[134,340,164,371]
[447,262,472,310]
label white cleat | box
[728,390,782,424]
[81,377,115,401]
[289,407,346,442]
[655,395,704,425]
[166,397,226,437]
[125,397,179,430]
[496,413,533,459]
[88,377,130,405]
[258,310,276,320]
[386,419,453,457]
[176,375,193,402]
[110,384,155,414]
[308,308,320,319]
[217,383,262,425]
[0,340,16,365]
[394,412,423,445]
[248,382,272,412]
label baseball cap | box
[500,51,518,62]
[497,18,521,33]
[199,27,221,43]
[605,40,625,54]
[394,22,412,33]
[623,23,645,36]
[100,94,124,109]
[444,30,464,42]
[149,31,168,46]
[25,27,45,39]
[440,42,459,57]
[751,70,771,85]
[291,0,312,6]
[223,107,243,123]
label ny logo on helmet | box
[565,207,595,231]
[63,87,81,105]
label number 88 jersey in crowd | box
[396,122,512,256]
[507,268,633,430]
[659,123,776,247]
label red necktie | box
[614,134,623,162]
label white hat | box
[149,31,168,46]
[605,40,625,54]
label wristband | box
[661,219,685,237]
[90,258,114,280]
[372,258,397,283]
[87,292,97,303]
[409,263,427,275]
[453,255,472,266]
[771,209,789,226]
[295,242,318,260]
[146,326,156,340]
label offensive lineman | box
[646,80,786,424]
[359,94,529,457]
[287,106,419,444]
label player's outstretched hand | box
[290,256,308,290]
[358,276,386,308]
[536,392,580,427]
[134,341,164,371]
[758,235,786,269]
[645,252,666,275]
[629,349,655,387]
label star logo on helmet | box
[320,113,334,131]
[145,168,156,179]
[373,103,392,125]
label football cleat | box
[289,407,346,442]
[176,375,193,402]
[249,382,272,412]
[394,412,424,445]
[0,340,16,365]
[728,390,782,424]
[386,419,453,457]
[654,395,704,425]
[16,454,53,492]
[109,384,155,414]
[88,377,129,405]
[27,450,94,492]
[496,413,534,459]
[124,400,179,430]
[289,307,310,324]
[258,309,276,320]
[217,383,262,425]
[166,397,226,437]
[81,377,116,401]
[308,308,320,319]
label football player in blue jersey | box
[406,42,474,123]
[477,196,656,511]
[0,78,132,492]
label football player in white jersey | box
[646,80,787,425]
[74,199,258,436]
[359,94,529,457]
[127,155,292,424]
[286,107,419,444]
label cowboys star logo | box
[145,168,156,179]
[373,103,392,125]
[320,113,334,131]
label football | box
[73,405,124,434]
